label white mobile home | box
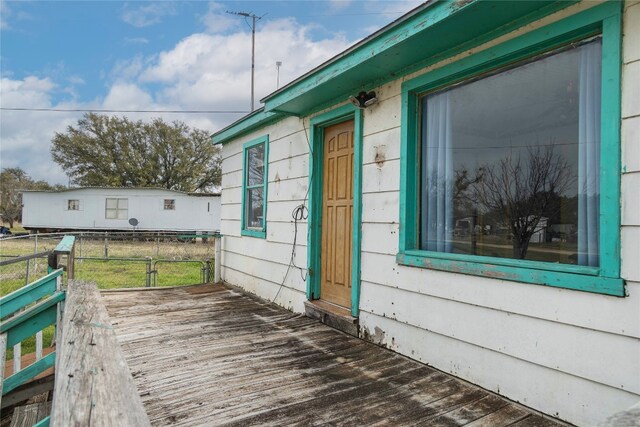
[22,187,220,233]
[212,1,640,425]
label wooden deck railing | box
[1,235,74,414]
[49,280,150,426]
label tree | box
[51,114,221,192]
[472,145,575,259]
[0,167,62,227]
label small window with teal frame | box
[398,2,624,296]
[242,135,269,238]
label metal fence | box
[0,231,219,292]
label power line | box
[0,107,250,114]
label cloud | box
[200,2,238,34]
[139,17,351,112]
[0,1,10,30]
[124,37,149,45]
[67,76,85,86]
[0,76,78,184]
[121,2,176,28]
[328,0,353,12]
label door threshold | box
[304,300,358,337]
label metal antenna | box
[276,61,282,89]
[226,11,264,112]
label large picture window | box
[420,40,601,267]
[398,3,623,296]
[241,136,269,238]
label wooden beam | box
[50,280,150,426]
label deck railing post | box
[36,331,43,360]
[67,243,75,281]
[214,235,221,284]
[13,343,21,373]
[55,274,64,347]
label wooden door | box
[320,120,354,308]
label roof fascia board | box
[211,109,286,145]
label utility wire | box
[0,107,250,114]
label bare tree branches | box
[472,145,575,259]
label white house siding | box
[220,117,311,313]
[22,188,220,232]
[218,2,640,425]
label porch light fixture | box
[348,91,378,108]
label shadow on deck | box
[101,284,567,427]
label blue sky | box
[1,0,423,184]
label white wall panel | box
[362,159,401,194]
[623,3,640,63]
[268,154,309,183]
[622,172,640,225]
[223,266,306,313]
[359,280,640,394]
[361,191,399,223]
[358,311,640,427]
[361,222,400,255]
[622,116,640,173]
[622,227,640,282]
[622,61,640,118]
[360,251,640,338]
[362,127,401,164]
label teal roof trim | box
[211,108,286,145]
[262,0,577,116]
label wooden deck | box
[102,284,567,427]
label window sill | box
[241,229,266,239]
[396,250,625,296]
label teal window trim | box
[307,104,363,317]
[398,1,624,296]
[241,135,269,239]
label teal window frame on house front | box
[398,1,624,296]
[241,135,269,238]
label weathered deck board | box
[102,284,569,427]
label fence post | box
[145,257,152,287]
[25,259,30,285]
[214,235,221,284]
[104,231,109,258]
[205,259,212,283]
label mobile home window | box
[164,199,175,210]
[67,199,80,211]
[398,7,623,296]
[105,198,128,220]
[241,135,269,238]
